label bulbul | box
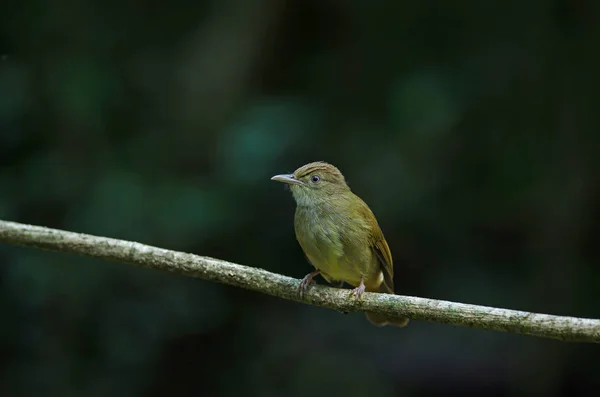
[271,161,409,327]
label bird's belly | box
[295,207,379,287]
[304,241,380,287]
[312,254,364,286]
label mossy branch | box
[0,219,598,343]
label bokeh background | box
[1,1,599,396]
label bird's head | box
[271,161,351,206]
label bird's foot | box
[298,270,320,298]
[349,276,366,301]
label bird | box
[271,161,409,327]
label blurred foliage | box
[1,0,600,396]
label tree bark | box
[0,219,598,343]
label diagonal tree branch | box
[0,219,598,343]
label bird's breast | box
[294,205,376,285]
[294,206,344,259]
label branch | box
[1,219,598,343]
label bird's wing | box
[355,200,395,294]
[372,230,395,294]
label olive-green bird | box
[271,161,409,327]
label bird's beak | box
[271,173,304,186]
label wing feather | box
[356,199,395,294]
[372,231,395,294]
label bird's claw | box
[349,282,366,301]
[298,274,317,298]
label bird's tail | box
[365,281,409,327]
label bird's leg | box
[298,270,320,298]
[350,275,366,300]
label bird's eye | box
[310,175,321,183]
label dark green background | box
[1,1,599,396]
